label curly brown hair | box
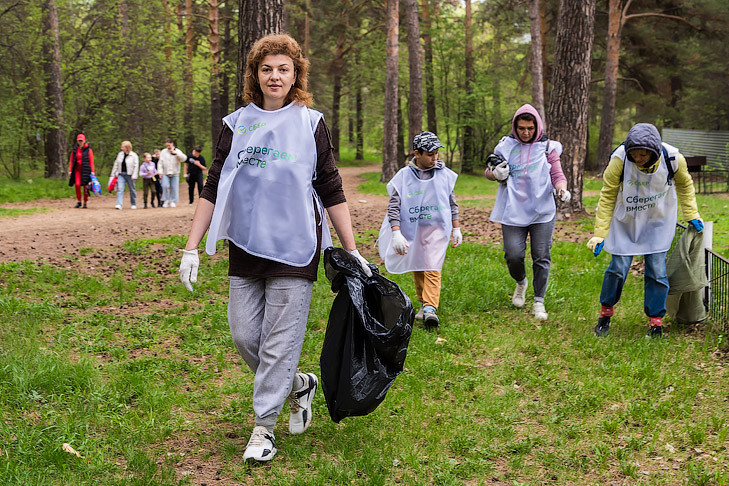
[243,34,313,108]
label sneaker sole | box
[423,315,439,329]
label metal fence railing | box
[706,249,729,333]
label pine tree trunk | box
[236,0,284,108]
[220,0,232,115]
[596,0,623,174]
[355,85,364,160]
[381,0,399,182]
[421,0,436,133]
[209,0,223,147]
[183,0,195,151]
[304,0,311,58]
[405,0,423,147]
[528,0,545,122]
[42,0,66,179]
[546,0,596,214]
[332,69,342,161]
[397,94,405,166]
[461,0,474,173]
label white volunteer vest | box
[604,143,679,256]
[206,102,331,266]
[378,165,458,273]
[490,137,560,226]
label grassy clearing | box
[1,237,727,485]
[0,176,70,203]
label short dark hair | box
[193,145,202,153]
[165,138,174,144]
[515,113,536,124]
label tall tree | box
[405,0,423,147]
[42,0,66,179]
[236,0,284,107]
[330,36,345,161]
[595,0,697,173]
[546,0,596,213]
[183,0,195,150]
[460,0,475,172]
[355,84,364,160]
[528,0,545,121]
[209,0,223,146]
[421,0,436,133]
[381,0,399,181]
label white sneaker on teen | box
[288,372,318,435]
[163,201,169,208]
[170,202,177,207]
[533,302,548,321]
[243,426,277,462]
[512,280,528,308]
[131,205,137,210]
[115,204,122,210]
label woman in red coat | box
[68,133,95,208]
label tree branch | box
[623,12,700,31]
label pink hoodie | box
[486,103,566,187]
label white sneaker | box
[512,280,528,308]
[115,204,122,210]
[288,373,317,435]
[131,205,136,210]
[170,202,176,207]
[243,426,277,462]
[414,306,424,321]
[163,201,169,208]
[533,302,548,321]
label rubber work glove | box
[452,227,463,248]
[557,188,571,203]
[492,161,510,183]
[349,249,373,277]
[587,236,605,257]
[179,249,199,292]
[689,219,704,232]
[391,229,410,255]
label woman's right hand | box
[179,249,199,291]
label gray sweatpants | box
[228,276,314,425]
[501,218,555,302]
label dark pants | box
[188,173,204,204]
[501,218,556,302]
[600,252,669,318]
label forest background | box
[2,0,728,193]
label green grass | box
[0,176,70,203]
[0,207,50,218]
[1,237,728,485]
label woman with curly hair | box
[178,34,371,462]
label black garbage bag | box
[320,247,414,423]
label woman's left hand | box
[349,249,373,277]
[557,188,571,202]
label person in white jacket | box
[158,138,187,207]
[110,140,139,210]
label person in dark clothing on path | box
[184,145,207,204]
[68,133,95,208]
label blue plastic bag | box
[88,173,102,195]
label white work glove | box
[558,188,571,202]
[179,249,199,291]
[492,161,510,182]
[349,249,373,277]
[452,227,463,248]
[391,229,410,255]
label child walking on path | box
[484,104,570,321]
[139,152,159,208]
[378,131,462,329]
[587,123,703,338]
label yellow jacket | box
[594,153,701,238]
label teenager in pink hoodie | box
[484,104,570,321]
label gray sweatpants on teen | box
[501,218,555,303]
[228,276,314,427]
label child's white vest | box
[206,102,331,266]
[604,143,679,256]
[490,137,561,226]
[378,165,457,274]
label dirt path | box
[0,165,590,265]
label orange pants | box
[413,271,441,309]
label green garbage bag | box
[666,227,708,323]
